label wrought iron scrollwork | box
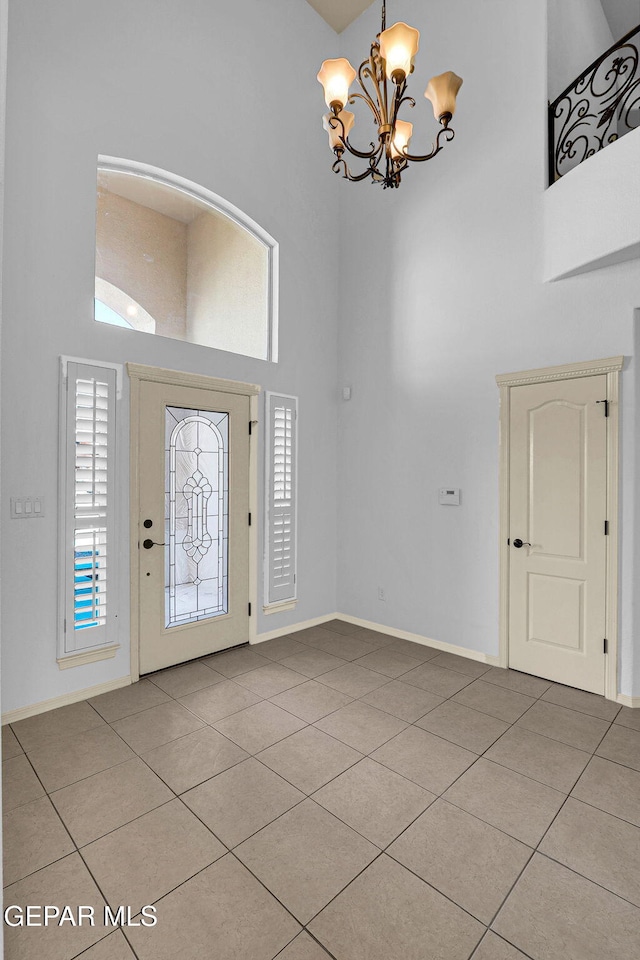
[549,25,640,183]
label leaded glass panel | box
[165,406,229,628]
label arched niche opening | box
[95,159,278,361]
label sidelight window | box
[265,392,298,608]
[59,360,119,663]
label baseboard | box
[256,610,499,666]
[336,613,500,665]
[7,615,568,725]
[2,675,132,725]
[254,612,340,644]
[484,654,502,667]
[617,693,640,709]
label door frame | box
[128,363,260,683]
[496,355,624,702]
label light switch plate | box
[11,497,45,518]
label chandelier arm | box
[332,156,376,182]
[348,90,381,125]
[402,124,455,162]
[341,135,382,159]
[389,78,408,130]
[356,56,383,125]
[329,111,381,160]
[396,95,416,112]
[381,70,389,127]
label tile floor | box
[3,620,640,960]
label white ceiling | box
[306,0,376,33]
[308,0,638,39]
[600,0,640,41]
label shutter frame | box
[59,360,118,658]
[265,392,298,606]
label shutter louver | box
[266,393,297,605]
[63,363,116,651]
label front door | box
[136,378,251,674]
[508,374,608,694]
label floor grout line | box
[4,630,640,960]
[472,926,539,960]
[533,847,640,911]
[565,783,640,828]
[72,927,143,960]
[377,846,494,932]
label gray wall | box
[2,0,639,715]
[335,0,640,695]
[548,0,613,99]
[1,0,340,713]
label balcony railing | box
[548,25,640,184]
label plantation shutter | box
[266,393,297,605]
[62,362,116,653]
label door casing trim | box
[128,363,260,682]
[496,355,624,702]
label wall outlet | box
[377,587,386,601]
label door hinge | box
[63,618,67,633]
[596,399,609,418]
[604,520,609,535]
[248,602,252,617]
[249,421,252,435]
[604,638,608,654]
[248,512,252,526]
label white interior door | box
[136,379,251,674]
[508,374,608,694]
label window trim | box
[97,155,280,362]
[57,356,122,666]
[264,391,298,611]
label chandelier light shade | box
[390,119,413,159]
[317,58,358,110]
[323,109,355,150]
[317,0,463,189]
[379,21,420,82]
[424,71,464,121]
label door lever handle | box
[512,538,531,548]
[142,539,166,549]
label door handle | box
[142,539,166,549]
[512,538,532,548]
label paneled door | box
[135,378,251,674]
[508,375,608,694]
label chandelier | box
[317,1,462,189]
